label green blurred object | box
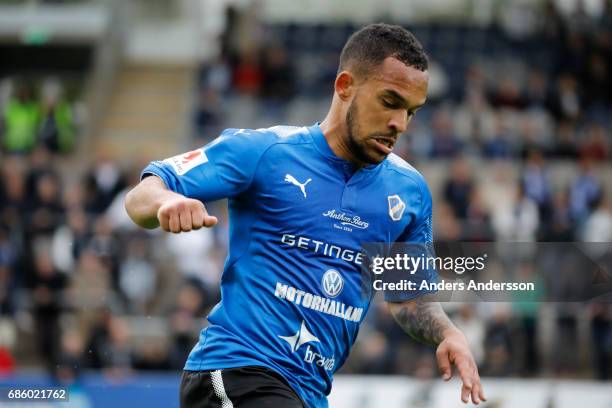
[22,26,51,45]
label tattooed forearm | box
[388,295,456,346]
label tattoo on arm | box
[390,295,455,346]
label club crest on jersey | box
[388,194,406,221]
[321,269,344,298]
[163,148,207,175]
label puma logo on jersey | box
[285,174,312,198]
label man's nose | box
[388,111,408,135]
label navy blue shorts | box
[180,366,305,408]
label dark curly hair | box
[338,23,428,79]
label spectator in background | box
[443,158,474,219]
[590,303,611,380]
[569,158,602,225]
[454,305,485,367]
[542,189,575,241]
[579,123,609,161]
[483,306,514,377]
[84,153,126,215]
[549,73,582,122]
[232,49,262,95]
[463,188,493,241]
[493,183,540,242]
[430,107,462,158]
[484,113,516,159]
[37,79,76,154]
[85,313,137,378]
[168,284,206,369]
[118,238,157,314]
[260,46,295,117]
[194,88,223,140]
[29,242,66,374]
[0,224,16,316]
[553,120,579,159]
[55,329,84,383]
[26,170,63,237]
[521,149,552,222]
[1,84,39,154]
[581,191,612,243]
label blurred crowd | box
[0,0,610,387]
[0,143,230,380]
[1,79,79,155]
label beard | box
[346,98,397,165]
[346,99,380,165]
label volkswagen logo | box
[321,269,344,298]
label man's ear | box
[335,71,355,101]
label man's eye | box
[382,99,397,108]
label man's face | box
[344,57,428,165]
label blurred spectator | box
[165,282,209,369]
[454,305,485,365]
[233,49,262,95]
[51,208,90,274]
[37,79,76,154]
[492,183,540,242]
[463,188,493,241]
[542,189,575,241]
[553,120,579,159]
[67,249,112,328]
[99,316,134,378]
[589,303,611,380]
[84,154,126,214]
[194,88,223,139]
[549,74,582,121]
[55,329,84,383]
[569,159,602,224]
[1,84,39,154]
[443,158,474,219]
[581,192,612,242]
[579,123,609,161]
[260,46,295,108]
[483,306,514,376]
[521,149,552,222]
[483,113,516,159]
[430,108,462,158]
[118,238,157,314]
[0,318,16,375]
[166,227,218,301]
[26,170,63,236]
[29,242,66,374]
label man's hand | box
[125,175,217,231]
[157,196,217,233]
[436,329,486,405]
[388,297,486,405]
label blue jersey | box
[142,124,436,407]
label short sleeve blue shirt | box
[142,124,436,407]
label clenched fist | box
[157,197,218,233]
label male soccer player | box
[125,23,485,407]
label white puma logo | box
[284,174,312,198]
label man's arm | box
[388,295,486,405]
[125,175,217,232]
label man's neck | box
[319,115,362,167]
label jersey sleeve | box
[385,177,438,302]
[141,128,271,201]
